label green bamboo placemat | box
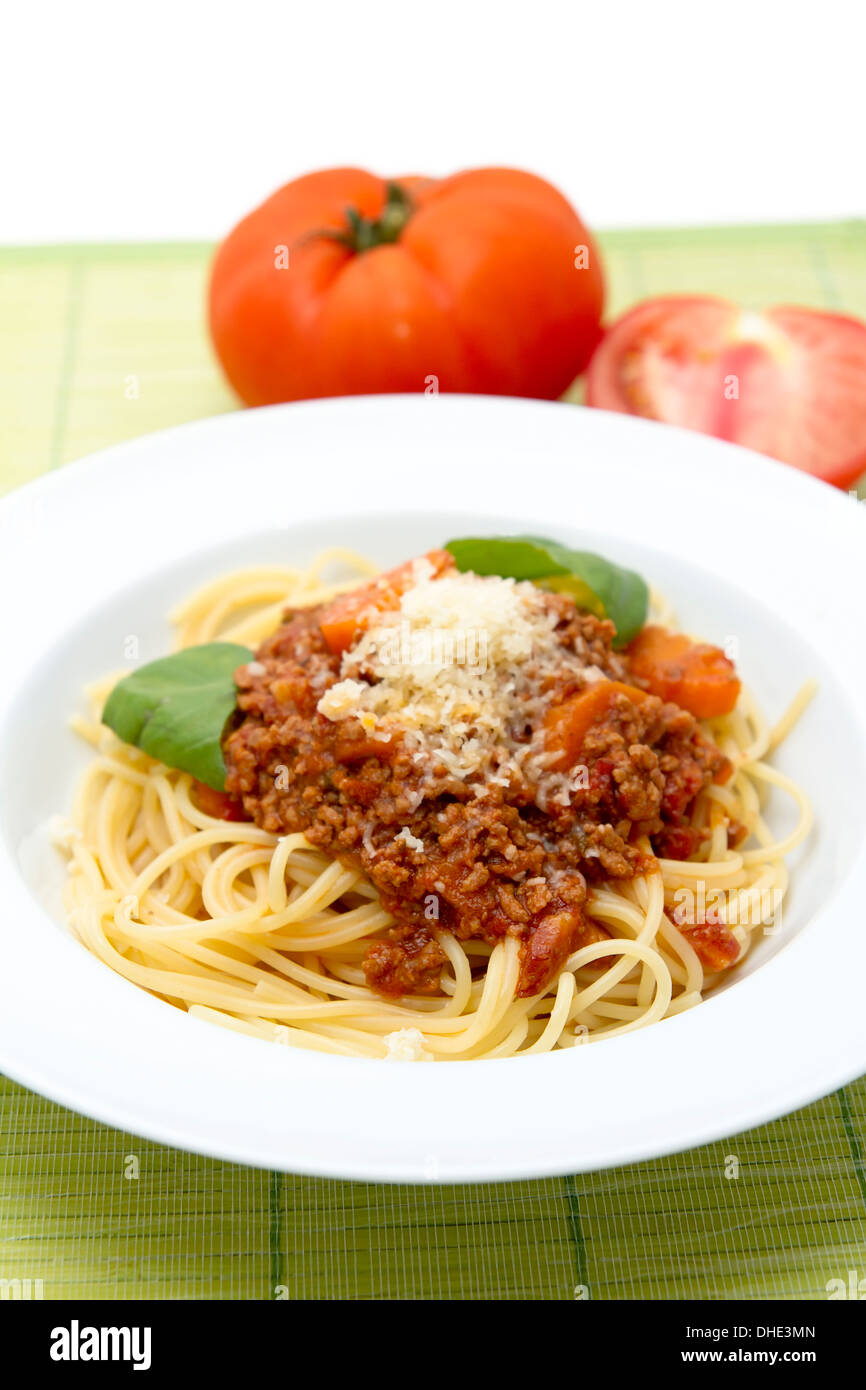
[1,223,865,1301]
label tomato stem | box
[321,182,414,254]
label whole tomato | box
[209,167,604,405]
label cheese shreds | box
[316,569,608,795]
[383,1027,433,1061]
[395,826,425,852]
[318,678,369,722]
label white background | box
[2,0,862,242]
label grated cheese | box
[316,569,610,800]
[318,678,369,722]
[395,826,425,852]
[383,1027,433,1061]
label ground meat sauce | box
[223,566,731,999]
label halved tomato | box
[585,296,866,488]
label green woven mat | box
[1,223,865,1300]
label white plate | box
[1,395,864,1182]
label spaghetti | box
[56,550,814,1061]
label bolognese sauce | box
[223,553,737,999]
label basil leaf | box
[101,642,253,790]
[445,537,568,583]
[523,536,649,647]
[445,535,648,647]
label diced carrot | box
[318,549,454,655]
[544,681,648,771]
[626,625,740,718]
[192,780,248,821]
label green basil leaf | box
[445,535,648,647]
[444,537,569,582]
[523,536,649,647]
[101,642,253,790]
